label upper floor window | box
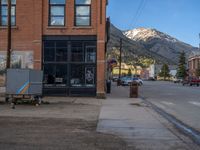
[49,0,65,26]
[0,0,16,26]
[75,0,91,26]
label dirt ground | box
[0,98,127,150]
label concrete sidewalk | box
[97,83,199,150]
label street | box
[139,81,200,132]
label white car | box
[172,77,183,83]
[133,78,143,85]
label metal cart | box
[6,69,43,109]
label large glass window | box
[75,0,91,26]
[44,41,68,62]
[71,42,84,62]
[56,41,68,62]
[49,0,65,26]
[70,64,95,87]
[0,0,16,26]
[43,40,96,90]
[85,46,96,63]
[43,64,67,87]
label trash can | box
[106,80,111,94]
[130,81,138,98]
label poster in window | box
[0,51,33,86]
[85,67,94,86]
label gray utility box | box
[6,69,43,95]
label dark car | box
[182,77,200,86]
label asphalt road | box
[139,81,200,132]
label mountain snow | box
[124,28,179,43]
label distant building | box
[149,64,177,78]
[112,63,142,76]
[188,52,200,76]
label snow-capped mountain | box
[124,28,179,43]
[123,28,198,64]
[107,24,198,65]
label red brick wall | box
[0,0,107,97]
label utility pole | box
[199,33,200,51]
[6,0,12,69]
[117,38,122,86]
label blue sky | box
[107,0,200,47]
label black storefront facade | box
[42,35,97,96]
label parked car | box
[148,77,156,81]
[173,77,183,83]
[121,76,133,86]
[182,77,200,86]
[120,77,143,86]
[112,76,119,82]
[133,77,143,86]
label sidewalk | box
[97,83,199,150]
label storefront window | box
[85,46,96,63]
[43,64,55,87]
[43,64,67,87]
[85,67,95,86]
[44,48,55,62]
[71,42,84,62]
[43,39,96,95]
[55,64,67,86]
[70,64,95,87]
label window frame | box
[74,0,91,26]
[48,0,66,26]
[0,0,16,26]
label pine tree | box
[177,52,187,78]
[127,68,132,77]
[159,64,170,80]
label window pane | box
[11,16,15,25]
[71,42,84,62]
[85,67,95,86]
[50,17,64,25]
[70,64,85,87]
[56,41,67,48]
[11,6,15,16]
[44,64,55,86]
[1,6,7,16]
[1,0,7,4]
[1,16,7,25]
[85,47,96,63]
[76,17,90,26]
[55,64,67,86]
[1,6,15,16]
[11,0,16,4]
[56,48,68,62]
[44,41,55,48]
[76,6,90,16]
[44,48,55,61]
[76,0,91,4]
[1,0,16,4]
[51,6,64,16]
[50,0,65,4]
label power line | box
[128,0,147,29]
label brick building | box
[188,52,200,76]
[0,0,109,97]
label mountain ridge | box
[107,24,198,65]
